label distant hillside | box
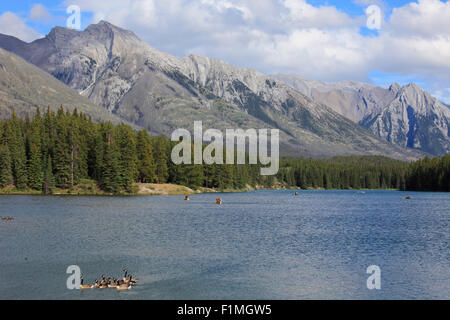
[273,74,391,123]
[0,47,136,127]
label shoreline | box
[0,183,408,196]
[0,183,256,196]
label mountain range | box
[1,21,445,159]
[275,75,450,156]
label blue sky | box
[1,0,450,103]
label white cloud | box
[0,12,41,42]
[30,4,52,23]
[375,0,450,101]
[283,0,361,29]
[59,0,450,100]
[201,0,254,21]
[259,28,375,81]
[388,0,450,37]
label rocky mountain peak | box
[389,82,401,94]
[96,20,115,28]
[395,83,436,115]
[85,20,139,41]
[182,54,263,88]
[46,26,78,45]
[400,83,424,97]
[365,82,450,155]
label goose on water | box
[80,277,93,290]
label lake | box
[0,190,449,300]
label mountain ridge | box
[0,22,426,160]
[275,75,450,156]
[0,47,137,127]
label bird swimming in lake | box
[125,275,137,285]
[80,270,138,290]
[97,274,108,288]
[117,278,132,291]
[80,277,93,290]
[108,278,118,288]
[116,285,131,291]
[122,269,130,282]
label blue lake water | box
[0,190,449,300]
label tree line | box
[0,107,266,194]
[404,156,450,191]
[0,108,448,193]
[277,155,450,192]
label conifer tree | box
[0,144,13,188]
[136,130,156,183]
[27,118,43,190]
[54,108,72,188]
[114,124,137,191]
[100,127,121,193]
[153,136,169,183]
[43,155,55,195]
[8,111,28,189]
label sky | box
[0,0,450,103]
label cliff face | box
[362,84,450,156]
[276,75,450,156]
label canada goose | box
[94,280,100,288]
[128,275,138,284]
[124,274,137,284]
[80,277,93,290]
[122,269,129,282]
[116,283,131,291]
[98,276,108,289]
[108,278,118,288]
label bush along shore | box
[0,181,247,196]
[0,108,449,195]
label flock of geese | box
[1,216,14,222]
[80,270,138,291]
